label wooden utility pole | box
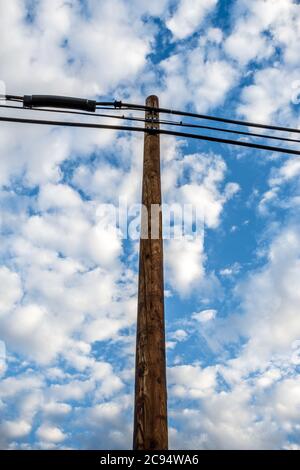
[133,95,168,450]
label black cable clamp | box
[113,100,122,109]
[23,95,97,112]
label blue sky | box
[1,0,300,450]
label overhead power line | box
[0,104,299,145]
[1,94,116,107]
[116,102,300,135]
[3,94,300,135]
[1,114,300,156]
[1,95,23,101]
[23,95,97,112]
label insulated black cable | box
[1,115,300,156]
[4,98,23,103]
[4,95,300,135]
[0,101,133,111]
[0,104,299,145]
[112,101,300,135]
[0,103,138,119]
[1,96,118,106]
[1,95,23,102]
[3,96,300,135]
[158,120,300,144]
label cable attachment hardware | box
[23,95,97,112]
[113,100,122,109]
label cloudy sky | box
[1,0,300,450]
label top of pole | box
[146,95,159,108]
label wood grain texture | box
[133,95,168,450]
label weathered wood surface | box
[133,95,168,450]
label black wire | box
[96,106,133,111]
[162,120,300,144]
[1,114,300,156]
[1,104,299,145]
[5,98,23,103]
[3,96,300,135]
[0,103,137,120]
[1,95,23,102]
[115,102,300,135]
[1,96,121,107]
[96,101,120,107]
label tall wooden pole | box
[133,95,168,450]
